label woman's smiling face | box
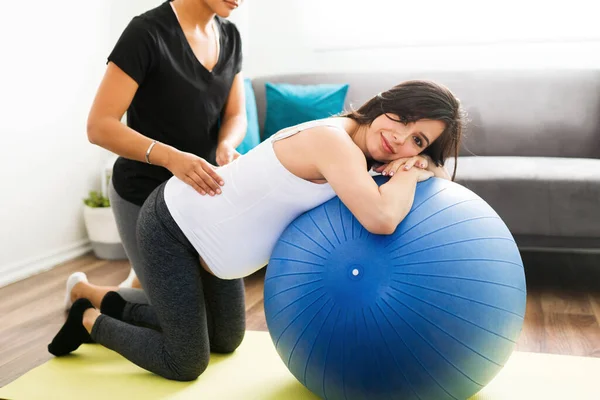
[366,114,445,162]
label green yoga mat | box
[1,331,598,399]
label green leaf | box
[83,190,111,208]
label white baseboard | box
[0,239,92,288]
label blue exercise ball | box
[264,176,526,400]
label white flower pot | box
[83,206,127,260]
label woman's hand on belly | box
[165,149,225,196]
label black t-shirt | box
[108,0,243,206]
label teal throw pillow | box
[262,83,349,140]
[236,78,261,155]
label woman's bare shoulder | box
[303,122,354,145]
[274,119,362,164]
[299,124,364,166]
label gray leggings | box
[93,183,246,381]
[108,179,150,304]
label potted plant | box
[83,190,127,260]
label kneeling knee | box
[168,357,209,382]
[211,329,245,354]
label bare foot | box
[82,308,101,334]
[70,281,88,304]
[70,281,118,310]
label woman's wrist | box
[147,141,176,169]
[217,138,236,149]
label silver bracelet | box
[145,140,158,164]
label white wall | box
[244,0,600,77]
[0,1,117,287]
[227,1,250,60]
[0,1,178,288]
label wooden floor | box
[1,250,599,387]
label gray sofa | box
[251,71,600,251]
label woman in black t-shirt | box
[76,0,247,341]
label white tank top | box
[163,119,338,279]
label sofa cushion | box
[444,156,600,239]
[262,82,349,140]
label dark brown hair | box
[344,80,465,180]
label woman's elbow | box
[364,218,398,236]
[363,209,410,235]
[86,118,99,144]
[86,116,107,145]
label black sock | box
[100,291,126,320]
[48,298,94,356]
[81,334,94,344]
